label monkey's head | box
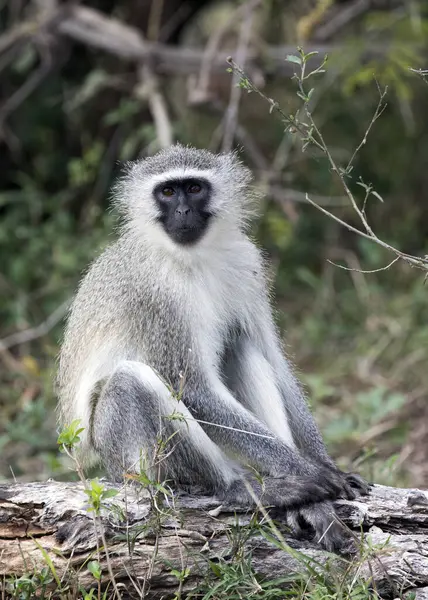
[114,145,255,249]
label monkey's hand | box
[314,462,371,500]
[305,456,371,500]
[220,471,344,512]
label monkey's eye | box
[188,183,202,194]
[162,187,175,197]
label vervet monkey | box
[57,145,368,551]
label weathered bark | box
[1,481,428,599]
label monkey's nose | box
[175,207,191,216]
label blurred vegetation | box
[0,0,427,491]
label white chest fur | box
[189,247,256,364]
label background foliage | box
[0,0,427,488]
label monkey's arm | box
[272,342,370,495]
[182,375,346,499]
[240,302,370,495]
[268,339,337,468]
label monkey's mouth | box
[171,225,205,245]
[160,212,213,245]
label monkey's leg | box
[182,375,351,501]
[222,342,351,552]
[91,361,334,505]
[92,361,345,550]
[271,351,370,497]
[91,361,238,488]
[224,338,335,474]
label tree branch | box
[0,299,70,351]
[0,4,392,77]
[1,481,428,598]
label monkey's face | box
[114,145,255,250]
[153,178,213,245]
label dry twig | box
[221,0,260,152]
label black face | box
[153,178,213,245]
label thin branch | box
[410,67,428,85]
[136,64,173,149]
[158,3,193,43]
[307,116,376,236]
[0,299,70,351]
[176,416,276,440]
[192,0,261,106]
[0,20,40,55]
[0,2,70,59]
[221,0,259,152]
[345,83,388,172]
[326,256,400,273]
[313,0,371,42]
[304,193,375,239]
[305,193,428,269]
[146,0,165,42]
[0,52,53,128]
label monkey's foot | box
[339,471,371,499]
[286,501,348,553]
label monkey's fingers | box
[317,465,371,500]
[222,474,340,509]
[315,467,358,500]
[264,476,340,507]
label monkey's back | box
[57,237,155,441]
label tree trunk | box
[1,481,428,598]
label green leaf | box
[101,488,119,500]
[87,560,102,580]
[209,561,222,577]
[285,55,302,65]
[371,190,384,203]
[57,419,85,449]
[304,51,319,61]
[89,479,104,494]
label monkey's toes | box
[286,502,348,553]
[342,472,371,497]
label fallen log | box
[1,481,428,598]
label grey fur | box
[57,144,368,552]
